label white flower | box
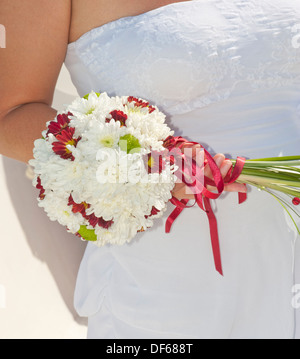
[81,119,126,159]
[38,191,84,233]
[30,138,53,167]
[68,92,103,116]
[124,103,173,151]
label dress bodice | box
[65,0,300,109]
[65,0,300,157]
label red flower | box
[52,127,81,161]
[292,197,300,206]
[68,195,114,229]
[36,176,45,200]
[145,206,160,219]
[47,112,73,137]
[163,136,177,150]
[87,213,114,229]
[68,195,90,216]
[106,110,128,126]
[127,96,155,113]
[75,232,84,240]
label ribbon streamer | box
[164,136,246,276]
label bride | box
[1,0,300,339]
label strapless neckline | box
[65,0,300,157]
[67,0,197,48]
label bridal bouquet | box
[30,91,300,274]
[30,92,177,246]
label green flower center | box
[86,107,96,115]
[100,135,115,148]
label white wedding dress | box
[64,0,300,339]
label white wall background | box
[0,65,88,339]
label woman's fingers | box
[224,183,247,193]
[204,153,225,179]
[205,155,247,193]
[172,181,196,200]
[172,151,247,200]
[220,158,232,178]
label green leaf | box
[83,92,101,100]
[247,156,300,162]
[77,225,98,242]
[238,169,300,185]
[231,156,300,168]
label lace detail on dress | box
[67,0,300,115]
[213,0,300,92]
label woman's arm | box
[0,0,71,163]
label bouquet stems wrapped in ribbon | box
[163,135,300,275]
[30,92,300,276]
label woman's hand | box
[172,144,247,200]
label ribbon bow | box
[164,136,246,276]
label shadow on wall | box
[2,90,87,326]
[53,88,78,112]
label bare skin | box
[0,0,246,200]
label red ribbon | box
[164,136,246,276]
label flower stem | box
[237,174,300,197]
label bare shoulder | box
[0,0,71,114]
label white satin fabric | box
[64,0,300,338]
